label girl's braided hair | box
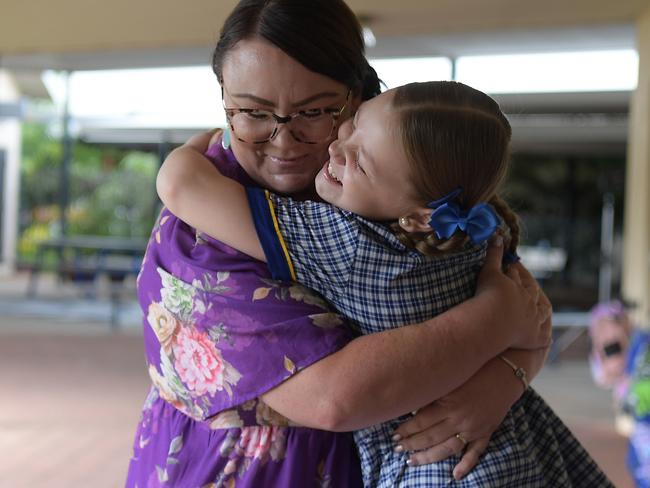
[389,81,519,257]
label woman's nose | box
[270,122,299,148]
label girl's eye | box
[355,154,366,174]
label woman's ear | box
[398,207,433,233]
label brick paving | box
[0,322,147,488]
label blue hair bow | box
[428,202,499,244]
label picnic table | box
[26,235,148,328]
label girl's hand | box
[208,129,223,148]
[475,238,552,350]
[392,356,524,479]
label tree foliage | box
[19,122,159,261]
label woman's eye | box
[245,111,271,120]
[300,109,324,119]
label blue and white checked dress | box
[247,189,614,488]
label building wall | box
[0,71,21,275]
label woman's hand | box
[475,238,552,350]
[392,355,525,479]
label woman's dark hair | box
[212,0,380,101]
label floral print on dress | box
[310,312,345,329]
[213,426,288,486]
[209,409,244,430]
[255,400,295,427]
[173,325,241,397]
[159,269,196,321]
[145,267,243,420]
[254,277,331,310]
[147,301,180,354]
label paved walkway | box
[0,321,146,487]
[0,272,634,487]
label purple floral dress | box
[125,144,363,488]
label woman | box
[126,1,554,486]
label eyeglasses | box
[222,88,351,145]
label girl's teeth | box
[329,163,341,182]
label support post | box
[623,5,650,327]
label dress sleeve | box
[246,188,359,297]
[139,204,356,423]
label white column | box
[0,71,21,276]
[623,5,650,328]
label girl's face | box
[221,37,358,198]
[315,89,423,221]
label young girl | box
[158,81,612,487]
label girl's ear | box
[398,207,434,233]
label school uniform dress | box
[247,187,615,488]
[125,144,364,487]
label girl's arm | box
[158,133,551,431]
[157,132,265,261]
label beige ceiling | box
[3,1,641,150]
[1,0,648,56]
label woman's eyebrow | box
[291,92,341,108]
[228,93,275,107]
[227,91,341,108]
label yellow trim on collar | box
[264,190,297,281]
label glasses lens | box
[228,109,338,144]
[289,112,336,144]
[229,111,276,143]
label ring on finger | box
[455,433,468,446]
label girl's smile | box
[322,161,343,185]
[314,89,422,221]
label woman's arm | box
[392,290,551,477]
[158,133,551,431]
[261,249,551,431]
[394,344,549,454]
[391,343,550,479]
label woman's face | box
[315,89,421,221]
[221,38,356,197]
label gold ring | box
[455,433,468,445]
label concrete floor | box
[0,272,634,487]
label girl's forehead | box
[355,93,404,163]
[357,89,396,120]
